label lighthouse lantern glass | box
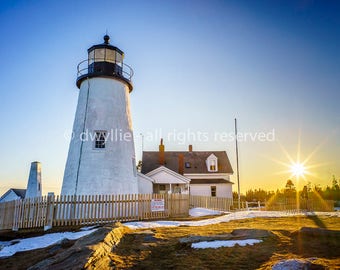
[95,48,105,62]
[88,48,123,65]
[106,49,115,63]
[115,51,123,63]
[88,50,95,65]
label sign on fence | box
[151,199,165,212]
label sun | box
[290,162,306,177]
[267,131,327,187]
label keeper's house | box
[141,140,234,198]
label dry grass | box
[0,216,339,269]
[107,216,340,269]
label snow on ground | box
[0,228,97,258]
[79,225,99,231]
[1,209,338,258]
[124,209,340,229]
[189,207,226,217]
[191,239,262,249]
[0,241,12,250]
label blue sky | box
[0,0,339,195]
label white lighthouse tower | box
[61,35,138,196]
[25,161,42,198]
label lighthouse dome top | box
[87,35,124,56]
[76,35,133,91]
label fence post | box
[167,193,172,217]
[44,195,55,231]
[186,194,190,215]
[12,200,19,231]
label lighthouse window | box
[95,131,107,149]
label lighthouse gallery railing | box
[77,58,134,81]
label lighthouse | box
[61,35,138,196]
[25,161,42,198]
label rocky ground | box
[0,215,339,269]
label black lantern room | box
[76,35,133,91]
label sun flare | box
[268,132,328,189]
[290,163,306,177]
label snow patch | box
[80,225,98,231]
[0,241,13,251]
[189,207,225,217]
[124,210,340,229]
[191,239,262,249]
[0,228,97,258]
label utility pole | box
[235,118,241,209]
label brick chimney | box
[188,145,193,152]
[178,154,184,175]
[159,138,165,165]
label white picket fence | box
[0,193,189,231]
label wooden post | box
[12,200,19,231]
[168,193,172,218]
[44,195,55,231]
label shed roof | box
[12,188,26,198]
[0,188,26,201]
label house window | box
[95,131,107,149]
[211,186,216,197]
[159,184,166,191]
[206,154,218,172]
[174,184,181,194]
[210,160,216,171]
